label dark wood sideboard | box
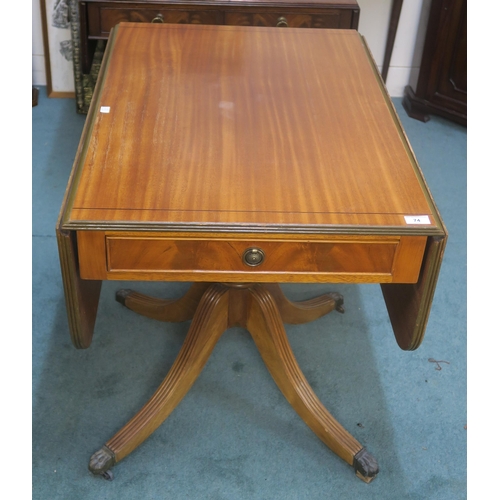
[402,0,466,126]
[70,0,360,113]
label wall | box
[33,0,47,87]
[357,0,431,97]
[32,0,431,97]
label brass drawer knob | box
[276,16,288,28]
[151,13,164,23]
[243,248,265,267]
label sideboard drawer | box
[77,231,426,284]
[76,1,359,113]
[224,10,353,29]
[88,6,221,37]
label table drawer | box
[88,6,220,37]
[77,232,427,284]
[224,11,351,29]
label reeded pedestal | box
[88,283,378,483]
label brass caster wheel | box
[353,448,379,483]
[101,470,114,481]
[89,446,115,479]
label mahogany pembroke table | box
[57,23,447,482]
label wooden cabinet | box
[73,0,360,113]
[402,0,466,126]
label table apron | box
[76,231,427,284]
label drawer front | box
[77,232,427,284]
[90,7,220,37]
[224,11,353,29]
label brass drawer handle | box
[276,16,288,27]
[243,248,265,267]
[151,13,164,23]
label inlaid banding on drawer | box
[107,237,397,273]
[76,232,427,284]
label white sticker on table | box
[404,215,431,225]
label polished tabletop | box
[58,23,447,354]
[62,23,442,236]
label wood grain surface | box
[65,23,439,233]
[76,230,427,283]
